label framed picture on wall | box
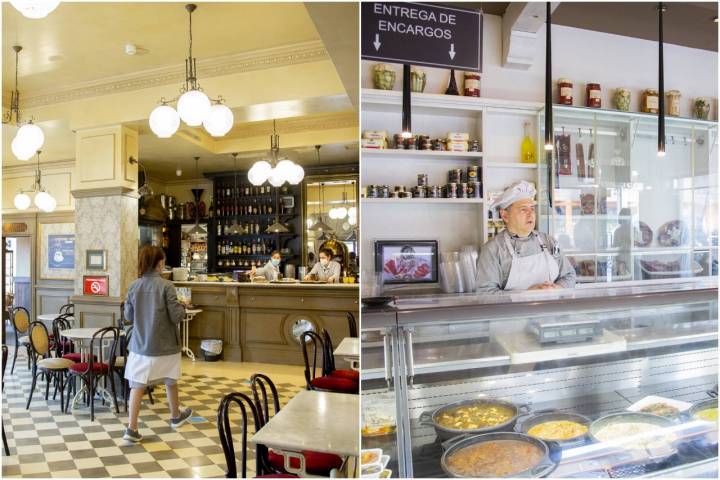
[374,240,438,284]
[39,222,75,280]
[86,249,106,271]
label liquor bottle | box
[217,221,222,236]
[445,69,460,95]
[254,222,260,234]
[520,121,536,164]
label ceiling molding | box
[2,158,75,175]
[230,112,358,139]
[15,41,329,109]
[71,186,138,199]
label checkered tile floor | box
[2,348,305,478]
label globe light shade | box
[336,207,348,219]
[34,190,55,212]
[177,89,211,126]
[348,216,357,226]
[348,207,357,219]
[44,194,57,212]
[13,192,31,210]
[10,0,60,19]
[287,163,305,185]
[328,208,338,220]
[268,168,285,187]
[275,159,296,180]
[15,122,45,153]
[248,160,273,186]
[306,218,314,228]
[202,104,234,137]
[149,104,180,138]
[11,135,35,161]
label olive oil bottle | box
[521,121,536,164]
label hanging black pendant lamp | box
[657,2,666,157]
[545,2,553,207]
[401,64,412,138]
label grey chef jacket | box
[476,229,576,293]
[255,260,280,281]
[308,260,341,282]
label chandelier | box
[3,45,45,161]
[10,1,60,19]
[13,151,56,212]
[149,4,233,138]
[247,120,304,186]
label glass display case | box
[538,106,718,283]
[361,279,718,478]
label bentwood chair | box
[217,391,297,479]
[300,331,357,394]
[251,374,343,476]
[26,322,74,412]
[10,307,31,374]
[2,344,9,455]
[347,312,358,338]
[53,315,79,361]
[321,329,360,383]
[64,326,120,421]
[59,304,74,316]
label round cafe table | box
[60,327,124,413]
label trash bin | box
[200,339,223,362]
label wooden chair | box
[321,329,360,383]
[9,307,31,374]
[300,331,357,394]
[251,374,343,476]
[347,312,357,338]
[26,321,74,412]
[217,391,298,479]
[64,327,120,421]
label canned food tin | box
[418,174,428,186]
[427,185,440,198]
[448,169,463,184]
[420,140,433,150]
[412,186,427,198]
[459,183,468,198]
[468,181,482,198]
[469,140,480,152]
[432,139,445,151]
[398,191,411,199]
[467,165,479,181]
[389,191,398,198]
[380,185,390,198]
[393,134,405,149]
[445,182,458,198]
[394,185,405,193]
[366,185,377,198]
[405,136,417,150]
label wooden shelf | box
[362,198,484,205]
[361,148,483,160]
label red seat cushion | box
[310,375,358,394]
[69,362,109,374]
[62,353,96,362]
[331,369,359,381]
[255,475,298,478]
[268,450,343,476]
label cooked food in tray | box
[445,439,543,477]
[527,420,588,440]
[639,402,680,418]
[436,404,515,430]
[361,449,382,466]
[695,407,717,422]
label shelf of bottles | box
[209,178,302,271]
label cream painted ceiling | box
[2,2,358,178]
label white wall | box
[362,14,718,118]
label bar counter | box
[172,281,359,364]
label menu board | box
[48,234,75,269]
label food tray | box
[626,396,693,415]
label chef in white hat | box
[476,181,576,292]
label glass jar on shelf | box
[557,78,573,105]
[666,90,681,116]
[642,89,660,113]
[585,83,601,108]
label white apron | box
[503,234,561,291]
[124,351,181,386]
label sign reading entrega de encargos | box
[361,2,482,72]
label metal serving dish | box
[440,432,556,478]
[515,409,592,447]
[419,398,529,441]
[688,398,718,420]
[589,412,677,462]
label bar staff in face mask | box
[251,250,283,281]
[304,248,341,283]
[476,181,576,292]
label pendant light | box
[266,188,290,234]
[187,156,207,236]
[3,45,45,160]
[228,153,242,235]
[149,4,233,138]
[248,120,304,186]
[10,1,60,19]
[13,151,56,212]
[657,3,666,157]
[309,182,334,233]
[401,64,412,138]
[544,2,554,209]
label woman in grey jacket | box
[122,245,192,442]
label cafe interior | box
[2,2,359,478]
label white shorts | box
[124,351,181,388]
